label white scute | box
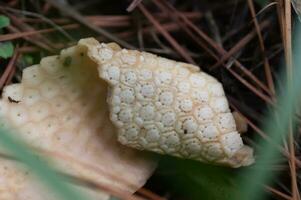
[89,38,254,168]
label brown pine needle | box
[282,0,300,199]
[137,188,167,200]
[0,48,19,90]
[127,0,143,12]
[247,0,275,95]
[45,0,135,49]
[159,0,274,100]
[210,20,270,71]
[138,4,196,64]
[265,185,292,200]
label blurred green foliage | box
[236,24,301,200]
[0,42,14,59]
[156,156,240,200]
[0,15,10,29]
[0,127,88,200]
[0,15,14,59]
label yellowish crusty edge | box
[80,38,254,168]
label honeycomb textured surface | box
[82,38,254,167]
[0,40,156,199]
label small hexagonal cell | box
[189,73,206,88]
[197,123,220,142]
[175,97,193,113]
[101,63,120,85]
[144,125,161,143]
[49,96,70,113]
[175,64,192,79]
[194,105,214,123]
[118,108,132,122]
[176,116,198,135]
[207,82,225,97]
[109,93,121,108]
[155,88,174,108]
[203,142,225,161]
[30,101,50,122]
[9,105,29,126]
[62,110,82,128]
[160,131,181,153]
[23,88,41,106]
[40,81,60,99]
[39,116,60,135]
[209,97,230,113]
[215,113,236,133]
[182,138,202,157]
[119,124,140,143]
[191,89,209,104]
[220,131,243,157]
[140,52,158,68]
[113,85,136,105]
[96,44,114,62]
[110,104,121,115]
[135,82,156,101]
[119,49,138,65]
[138,69,153,81]
[176,81,191,94]
[155,70,172,86]
[111,106,133,127]
[157,110,177,130]
[139,124,161,148]
[120,69,137,86]
[2,84,23,102]
[135,102,157,126]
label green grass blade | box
[236,24,301,200]
[0,126,88,200]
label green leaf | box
[0,42,14,59]
[156,156,240,200]
[0,15,10,29]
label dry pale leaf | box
[0,38,157,200]
[0,158,110,200]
